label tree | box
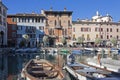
[22,34,30,47]
[110,37,117,47]
[61,37,67,46]
[43,35,49,47]
[77,37,85,46]
[95,38,102,47]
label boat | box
[64,54,120,80]
[21,58,64,80]
[64,62,120,80]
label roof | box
[72,21,120,25]
[44,10,73,14]
[7,13,46,18]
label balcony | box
[55,24,62,29]
[25,29,36,33]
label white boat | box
[64,62,120,80]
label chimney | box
[41,9,44,14]
[64,7,67,11]
[50,7,53,11]
[32,11,35,14]
[77,18,80,22]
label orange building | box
[42,8,72,46]
[7,15,17,47]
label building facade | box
[42,8,72,46]
[0,1,7,47]
[7,13,46,47]
[72,11,120,46]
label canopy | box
[72,50,82,55]
[60,49,69,55]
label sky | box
[3,0,120,22]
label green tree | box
[22,34,30,47]
[77,36,85,46]
[43,35,49,47]
[61,37,67,46]
[95,38,102,47]
[19,40,25,47]
[110,37,117,47]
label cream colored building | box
[72,11,120,46]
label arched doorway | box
[0,31,4,47]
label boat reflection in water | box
[21,56,64,80]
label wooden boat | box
[64,61,120,80]
[21,59,64,80]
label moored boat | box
[64,59,120,80]
[21,58,64,80]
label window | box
[107,35,109,39]
[110,35,112,38]
[95,27,99,32]
[68,20,70,26]
[116,28,119,32]
[0,6,1,14]
[32,18,34,22]
[100,28,103,32]
[12,25,16,30]
[87,34,90,40]
[96,34,98,38]
[12,18,17,22]
[0,16,2,24]
[101,35,103,39]
[107,28,109,32]
[110,28,112,32]
[117,35,119,39]
[18,26,22,30]
[3,9,6,17]
[73,27,75,32]
[17,34,22,38]
[73,34,76,40]
[41,18,44,23]
[12,32,16,37]
[55,20,56,26]
[39,26,44,30]
[65,29,67,35]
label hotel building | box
[7,13,46,47]
[72,11,120,46]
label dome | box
[101,14,113,22]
